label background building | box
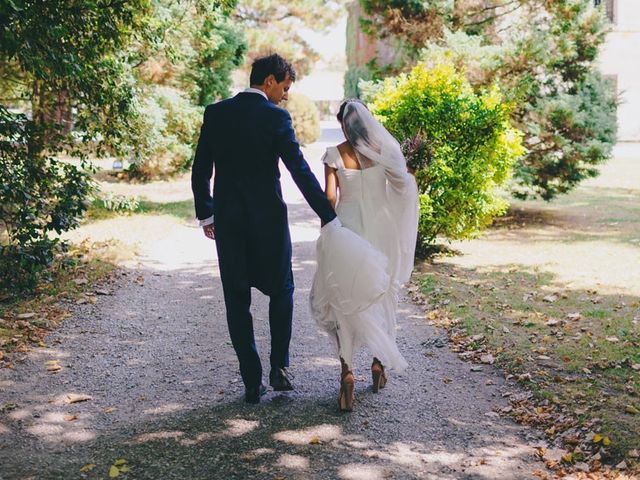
[597,0,640,142]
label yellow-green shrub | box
[284,92,320,146]
[369,61,525,255]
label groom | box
[191,54,338,403]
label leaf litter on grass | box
[413,262,640,477]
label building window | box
[594,0,616,23]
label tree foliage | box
[0,0,155,293]
[357,0,617,200]
[0,0,242,294]
[234,0,347,79]
[127,86,203,178]
[139,0,246,106]
[367,62,524,253]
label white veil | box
[342,101,419,283]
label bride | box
[310,100,419,411]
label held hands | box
[203,224,215,240]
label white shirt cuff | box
[198,215,214,227]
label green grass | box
[85,198,194,223]
[415,262,640,463]
[584,309,609,319]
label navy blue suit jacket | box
[191,92,336,295]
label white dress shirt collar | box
[243,87,268,100]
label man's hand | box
[203,224,215,240]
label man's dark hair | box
[250,54,296,86]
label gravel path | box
[0,128,549,480]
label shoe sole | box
[371,368,386,393]
[271,384,294,392]
[338,381,354,412]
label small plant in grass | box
[99,194,141,214]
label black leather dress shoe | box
[245,383,267,404]
[269,367,294,391]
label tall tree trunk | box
[31,80,73,150]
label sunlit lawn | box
[414,159,640,465]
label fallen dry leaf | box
[66,394,92,404]
[109,465,120,478]
[616,460,628,470]
[624,405,639,415]
[605,336,620,343]
[63,415,77,421]
[16,312,36,319]
[79,464,96,473]
[309,436,320,445]
[480,354,495,364]
[543,295,558,303]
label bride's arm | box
[324,165,339,209]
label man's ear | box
[264,74,275,88]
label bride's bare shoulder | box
[336,141,353,153]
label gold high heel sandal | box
[338,371,354,412]
[371,358,387,393]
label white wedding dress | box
[310,102,419,372]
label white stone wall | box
[598,0,640,142]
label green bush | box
[512,70,618,200]
[344,65,373,99]
[0,107,93,294]
[283,92,320,146]
[369,61,525,255]
[419,30,618,201]
[128,86,202,178]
